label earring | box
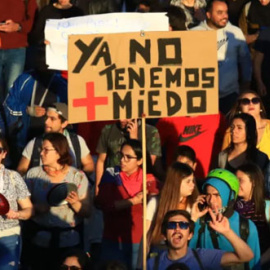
[238,111,242,114]
[260,109,262,112]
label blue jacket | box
[3,71,67,149]
[189,177,261,270]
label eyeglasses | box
[60,265,82,270]
[239,97,260,105]
[117,152,137,162]
[40,148,56,154]
[0,147,6,154]
[167,221,190,230]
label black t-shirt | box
[254,28,270,88]
[30,4,84,69]
[248,0,270,34]
[227,0,250,26]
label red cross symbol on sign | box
[73,82,108,121]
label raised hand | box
[208,207,230,235]
[191,194,209,222]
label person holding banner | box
[95,139,161,270]
[29,0,84,71]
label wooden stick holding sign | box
[141,115,147,270]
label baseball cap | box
[47,103,68,120]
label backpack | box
[29,133,81,169]
[197,215,250,270]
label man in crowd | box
[147,209,253,269]
[189,169,261,269]
[192,0,252,114]
[0,0,37,101]
[17,103,94,176]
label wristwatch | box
[17,24,22,32]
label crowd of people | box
[1,0,270,269]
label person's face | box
[206,1,228,29]
[120,145,142,175]
[119,119,132,129]
[176,156,197,170]
[165,215,193,250]
[259,0,270,6]
[239,93,261,117]
[236,170,253,200]
[180,174,195,198]
[206,185,223,210]
[62,256,82,270]
[0,142,7,164]
[58,0,71,6]
[40,140,60,167]
[45,110,68,133]
[230,118,247,145]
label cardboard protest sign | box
[68,31,218,123]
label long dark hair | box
[228,113,257,161]
[228,90,267,122]
[236,163,265,215]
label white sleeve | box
[147,196,158,221]
[77,135,90,158]
[22,138,35,160]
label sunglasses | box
[0,147,5,154]
[167,221,190,230]
[60,266,82,270]
[239,97,260,105]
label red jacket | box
[95,167,161,244]
[0,0,37,49]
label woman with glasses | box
[95,139,160,270]
[218,113,269,173]
[0,136,33,269]
[23,132,91,270]
[147,162,199,250]
[234,162,270,268]
[222,90,270,158]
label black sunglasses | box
[60,266,82,270]
[0,147,5,154]
[167,221,190,230]
[239,97,260,105]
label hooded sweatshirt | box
[189,177,261,270]
[191,21,252,98]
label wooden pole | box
[142,115,147,270]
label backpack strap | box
[197,216,219,249]
[239,215,249,243]
[29,136,43,169]
[265,200,270,224]
[153,253,160,270]
[196,216,206,248]
[239,215,250,270]
[69,132,81,169]
[192,249,205,270]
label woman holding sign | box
[29,0,84,70]
[0,136,33,269]
[95,139,161,270]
